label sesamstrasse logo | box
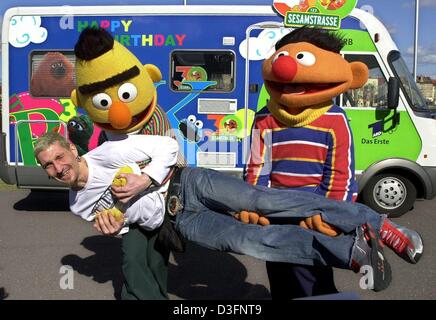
[272,0,358,30]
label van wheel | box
[360,173,416,218]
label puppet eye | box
[92,93,112,110]
[295,51,316,66]
[195,120,203,129]
[187,115,196,123]
[272,51,289,63]
[118,83,138,103]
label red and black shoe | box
[379,219,423,264]
[351,223,392,292]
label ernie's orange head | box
[263,27,368,112]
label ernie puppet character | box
[243,26,369,299]
[70,27,184,300]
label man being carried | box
[34,132,424,292]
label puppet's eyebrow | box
[78,65,140,95]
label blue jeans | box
[175,168,382,269]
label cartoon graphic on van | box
[67,115,94,155]
[173,66,209,91]
[9,15,47,48]
[224,119,238,133]
[274,0,348,14]
[320,0,346,10]
[179,115,204,143]
[30,52,75,97]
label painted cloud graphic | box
[239,27,291,61]
[9,16,47,48]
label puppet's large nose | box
[272,56,297,82]
[109,101,132,129]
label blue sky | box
[0,0,435,78]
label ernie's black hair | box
[74,27,114,61]
[275,26,346,53]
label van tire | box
[360,173,416,218]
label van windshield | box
[389,51,434,112]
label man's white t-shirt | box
[69,134,178,231]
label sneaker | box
[379,218,423,264]
[350,223,392,292]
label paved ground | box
[0,188,434,300]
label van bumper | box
[0,132,17,185]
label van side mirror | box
[387,77,400,109]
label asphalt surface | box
[0,188,434,300]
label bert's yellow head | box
[71,28,162,133]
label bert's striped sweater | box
[244,104,357,202]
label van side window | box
[342,54,387,108]
[170,50,235,92]
[30,51,76,98]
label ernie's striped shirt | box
[244,105,357,202]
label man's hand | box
[111,173,153,204]
[94,210,125,236]
[234,211,270,226]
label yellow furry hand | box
[112,165,134,187]
[96,208,124,223]
[108,207,124,222]
[234,211,270,226]
[299,214,340,237]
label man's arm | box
[138,136,179,185]
[112,136,179,203]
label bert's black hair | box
[78,66,140,95]
[275,26,346,53]
[74,27,114,61]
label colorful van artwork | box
[1,4,435,217]
[8,92,102,165]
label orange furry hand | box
[234,211,270,226]
[299,214,340,237]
